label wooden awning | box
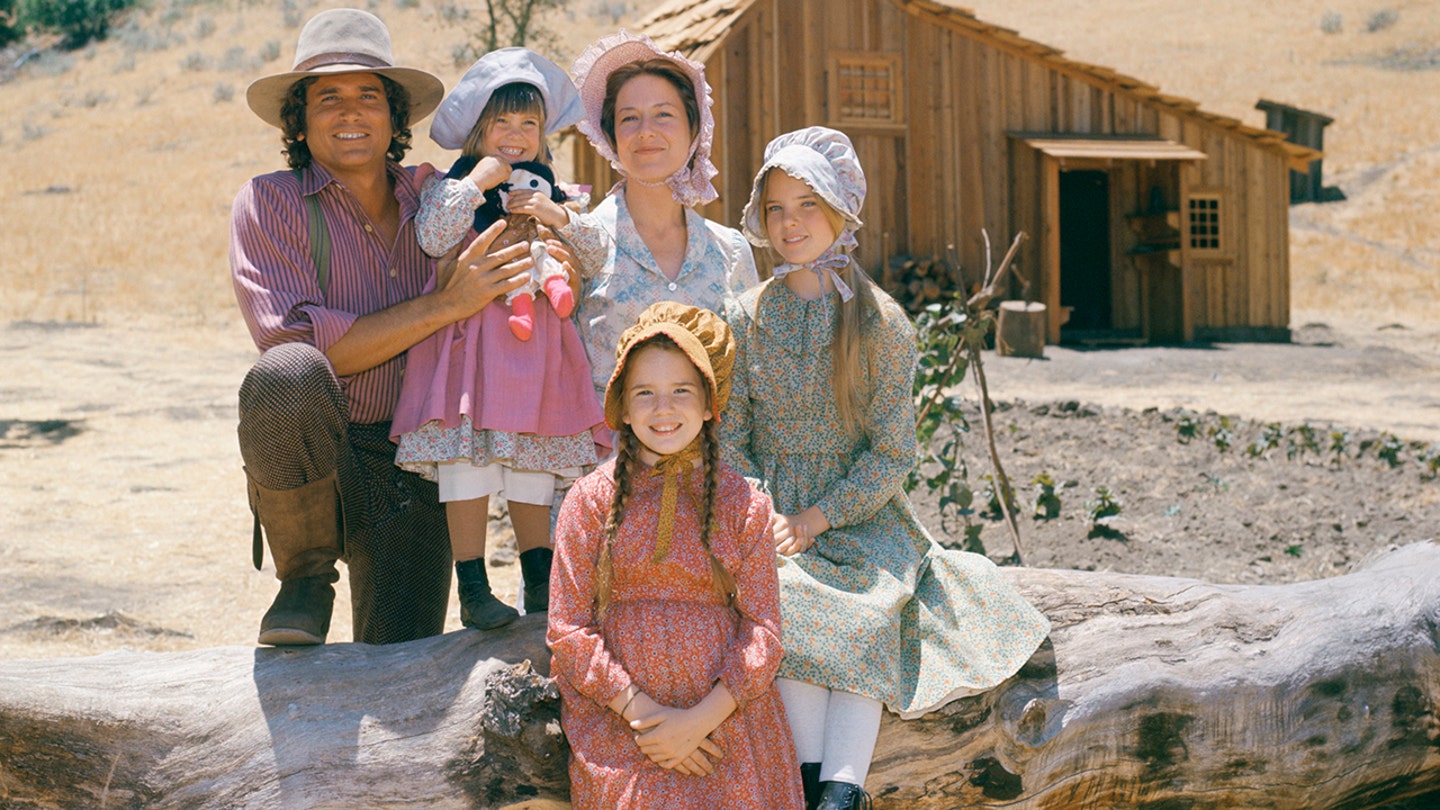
[1010,134,1209,162]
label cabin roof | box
[634,0,1322,168]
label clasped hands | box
[613,686,736,777]
[772,506,831,556]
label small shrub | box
[1366,9,1397,32]
[394,0,420,8]
[219,44,248,71]
[22,121,48,140]
[212,81,233,103]
[282,0,303,28]
[193,15,215,39]
[180,51,207,71]
[1209,415,1236,453]
[25,48,75,76]
[1328,429,1350,463]
[258,39,280,63]
[1174,410,1199,443]
[1031,472,1061,520]
[1376,432,1404,468]
[1319,12,1342,34]
[135,85,156,106]
[1085,486,1124,539]
[588,0,629,24]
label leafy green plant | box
[1285,543,1304,558]
[1031,473,1061,520]
[1085,486,1124,539]
[1248,422,1283,458]
[907,298,972,535]
[1174,410,1200,443]
[1419,446,1440,481]
[1287,422,1321,460]
[1209,415,1236,453]
[1328,429,1351,464]
[450,0,569,61]
[1377,433,1404,468]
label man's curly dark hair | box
[278,74,413,170]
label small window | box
[829,52,903,126]
[1187,194,1224,253]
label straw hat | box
[245,8,443,129]
[604,302,734,430]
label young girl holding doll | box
[722,127,1051,810]
[547,302,804,810]
[390,49,603,631]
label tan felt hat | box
[245,8,443,129]
[604,302,735,431]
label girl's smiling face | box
[763,170,839,266]
[480,109,542,164]
[621,343,711,465]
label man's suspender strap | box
[293,169,331,294]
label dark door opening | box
[1059,170,1112,337]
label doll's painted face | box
[621,343,711,465]
[763,170,839,266]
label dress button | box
[389,268,398,277]
[667,282,677,291]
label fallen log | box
[2,542,1438,809]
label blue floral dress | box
[722,280,1051,718]
[559,189,758,400]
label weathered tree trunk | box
[3,542,1438,809]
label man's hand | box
[435,219,531,320]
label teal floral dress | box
[722,280,1050,718]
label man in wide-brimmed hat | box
[230,8,533,646]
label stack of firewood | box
[884,254,959,313]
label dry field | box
[1,0,1437,662]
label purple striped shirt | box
[230,161,437,424]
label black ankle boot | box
[455,557,518,630]
[815,780,871,810]
[518,548,552,614]
[799,762,822,809]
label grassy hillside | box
[0,0,1434,332]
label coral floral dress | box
[547,459,804,809]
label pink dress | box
[548,460,804,810]
[390,169,605,478]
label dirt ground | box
[3,313,1438,661]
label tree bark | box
[2,542,1438,809]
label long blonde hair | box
[593,340,738,620]
[758,168,878,437]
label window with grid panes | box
[829,53,902,126]
[1187,195,1223,252]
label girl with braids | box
[723,127,1050,810]
[547,302,804,809]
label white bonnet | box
[430,47,583,149]
[741,126,866,249]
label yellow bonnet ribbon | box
[649,436,703,563]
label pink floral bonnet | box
[571,30,719,207]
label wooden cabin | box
[572,0,1321,344]
[1256,99,1338,205]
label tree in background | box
[450,0,569,65]
[0,0,22,47]
[16,0,137,49]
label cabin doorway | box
[1058,170,1112,339]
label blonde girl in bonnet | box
[558,32,759,407]
[389,48,603,632]
[722,127,1051,809]
[547,302,803,809]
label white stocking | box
[776,677,829,764]
[820,689,883,787]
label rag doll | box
[477,160,575,340]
